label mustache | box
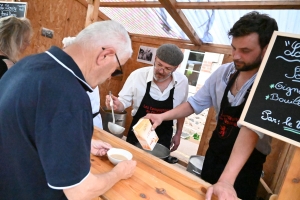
[233,60,244,64]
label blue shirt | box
[188,62,271,155]
[0,46,93,199]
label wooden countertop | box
[91,127,217,200]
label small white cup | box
[107,148,133,165]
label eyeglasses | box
[111,53,123,77]
[154,60,174,74]
[102,47,123,77]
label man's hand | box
[105,94,124,112]
[205,181,238,200]
[144,113,164,131]
[91,139,112,156]
[170,133,181,152]
[112,160,137,180]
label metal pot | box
[136,143,170,159]
[100,106,127,138]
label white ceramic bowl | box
[107,148,133,165]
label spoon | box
[108,91,125,137]
[109,91,115,124]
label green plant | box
[193,133,200,140]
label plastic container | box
[186,155,205,178]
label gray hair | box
[74,20,132,59]
[0,16,33,62]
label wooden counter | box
[91,127,217,200]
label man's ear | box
[96,47,115,66]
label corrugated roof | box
[99,0,300,45]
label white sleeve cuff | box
[48,171,90,190]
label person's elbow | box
[63,173,103,200]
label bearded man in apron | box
[106,44,189,159]
[145,11,278,200]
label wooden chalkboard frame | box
[240,31,300,147]
[0,1,27,18]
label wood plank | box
[75,0,110,21]
[130,34,232,55]
[91,155,204,199]
[277,147,300,200]
[92,127,216,197]
[64,0,87,37]
[85,0,100,27]
[158,0,202,46]
[92,1,300,9]
[269,143,293,193]
[97,1,162,8]
[176,1,300,9]
[197,107,216,156]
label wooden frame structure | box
[80,1,300,199]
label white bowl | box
[107,148,133,165]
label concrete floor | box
[171,136,200,164]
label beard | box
[234,55,262,71]
[153,72,172,82]
[153,67,172,82]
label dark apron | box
[201,72,266,200]
[126,81,174,149]
[0,55,9,79]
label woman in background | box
[0,16,33,78]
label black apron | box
[201,72,266,200]
[0,55,9,79]
[126,81,174,149]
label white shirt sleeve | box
[87,86,103,129]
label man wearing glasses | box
[106,44,188,161]
[0,20,136,199]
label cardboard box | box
[132,118,159,151]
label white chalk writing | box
[276,41,300,62]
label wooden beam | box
[85,0,100,27]
[130,34,232,55]
[271,144,295,194]
[96,1,162,8]
[176,1,300,10]
[158,0,202,46]
[197,107,216,156]
[76,0,111,21]
[88,1,300,9]
[277,147,300,200]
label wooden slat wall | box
[19,0,86,58]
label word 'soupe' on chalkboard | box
[0,1,27,18]
[239,31,300,147]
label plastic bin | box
[186,155,205,178]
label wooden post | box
[197,107,216,156]
[277,147,300,199]
[85,0,100,27]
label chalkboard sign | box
[0,1,27,18]
[240,31,300,147]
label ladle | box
[108,91,125,136]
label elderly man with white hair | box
[0,20,136,200]
[62,36,103,129]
